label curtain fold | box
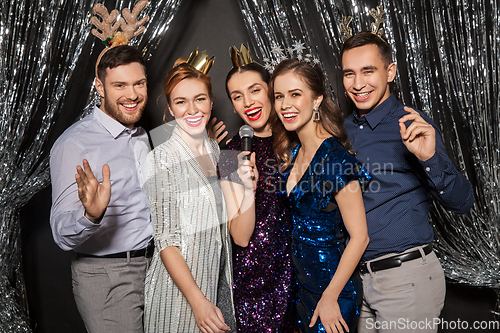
[0,0,183,329]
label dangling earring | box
[233,109,236,113]
[313,106,320,121]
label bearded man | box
[50,45,153,333]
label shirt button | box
[425,167,431,172]
[440,191,444,195]
[359,125,364,129]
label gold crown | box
[230,44,254,67]
[186,48,214,74]
[341,4,386,42]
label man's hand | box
[399,106,436,161]
[75,159,111,223]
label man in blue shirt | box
[341,32,474,332]
[50,45,153,332]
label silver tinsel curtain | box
[0,0,182,330]
[237,0,499,305]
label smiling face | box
[168,77,212,138]
[342,44,396,116]
[273,71,322,135]
[95,62,148,129]
[227,71,272,135]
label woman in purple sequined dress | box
[218,46,297,332]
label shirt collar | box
[93,106,134,138]
[353,94,398,129]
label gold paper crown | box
[185,48,215,74]
[230,44,254,67]
[341,4,386,42]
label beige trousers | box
[357,245,446,333]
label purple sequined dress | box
[219,134,296,332]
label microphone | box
[239,125,254,160]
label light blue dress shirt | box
[50,106,153,255]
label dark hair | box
[225,63,271,98]
[97,45,146,82]
[340,31,393,67]
[225,62,278,129]
[269,58,351,170]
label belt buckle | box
[359,262,368,274]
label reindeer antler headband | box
[91,0,149,77]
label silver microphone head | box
[239,125,254,139]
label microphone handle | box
[241,137,251,160]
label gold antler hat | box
[341,4,387,42]
[230,44,253,68]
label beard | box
[102,93,147,128]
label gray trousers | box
[72,255,150,333]
[357,245,446,333]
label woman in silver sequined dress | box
[143,55,257,333]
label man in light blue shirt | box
[50,45,153,332]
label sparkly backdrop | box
[0,0,498,329]
[0,0,182,330]
[236,0,499,312]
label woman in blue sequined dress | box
[218,46,296,332]
[269,58,370,333]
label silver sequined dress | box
[143,127,235,333]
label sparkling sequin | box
[281,137,370,333]
[219,135,297,332]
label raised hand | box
[399,106,436,161]
[207,117,229,145]
[309,289,349,333]
[75,159,111,223]
[191,298,230,333]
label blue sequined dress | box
[281,137,370,333]
[219,134,296,332]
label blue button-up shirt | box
[345,94,474,261]
[50,107,153,255]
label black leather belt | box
[359,244,433,274]
[75,241,154,259]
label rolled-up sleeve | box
[144,148,180,253]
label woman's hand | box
[207,117,229,145]
[237,151,258,192]
[191,297,230,333]
[310,289,349,333]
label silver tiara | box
[263,41,321,74]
